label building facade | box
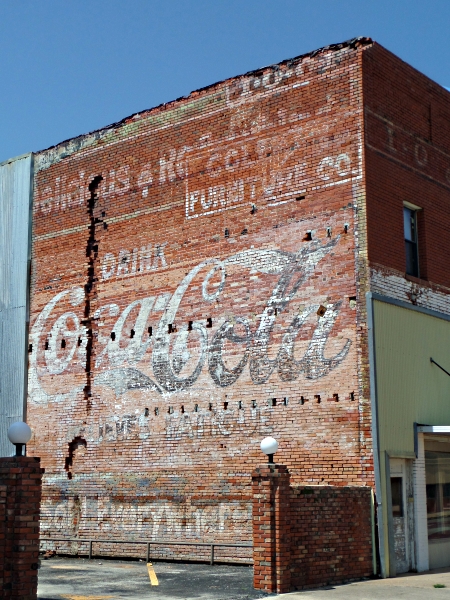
[364,42,450,576]
[1,37,450,577]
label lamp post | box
[7,422,32,456]
[260,436,278,464]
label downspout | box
[370,488,377,575]
[366,291,388,577]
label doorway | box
[390,458,414,574]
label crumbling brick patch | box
[83,175,103,413]
[64,436,87,480]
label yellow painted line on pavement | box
[147,562,159,586]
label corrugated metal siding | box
[374,300,450,456]
[0,154,33,456]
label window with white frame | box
[403,206,419,277]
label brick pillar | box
[252,463,291,594]
[0,457,44,599]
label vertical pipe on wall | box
[23,154,34,424]
[370,488,377,575]
[366,292,388,577]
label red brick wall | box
[28,40,374,556]
[0,457,44,599]
[289,485,373,589]
[363,43,450,290]
[252,463,372,593]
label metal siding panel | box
[0,156,32,308]
[0,154,33,456]
[374,300,450,456]
[0,307,28,456]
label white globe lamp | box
[260,436,278,464]
[7,422,32,456]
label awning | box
[417,426,450,434]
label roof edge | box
[35,36,372,165]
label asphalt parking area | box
[37,556,270,600]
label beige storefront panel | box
[373,300,450,456]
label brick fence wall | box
[252,463,373,593]
[0,457,44,599]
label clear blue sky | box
[1,0,449,164]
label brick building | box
[1,36,450,579]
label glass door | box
[425,450,450,569]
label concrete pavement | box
[273,568,450,599]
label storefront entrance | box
[390,458,414,574]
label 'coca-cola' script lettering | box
[28,240,351,404]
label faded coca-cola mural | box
[28,235,352,406]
